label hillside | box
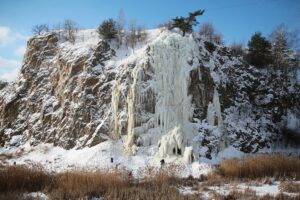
[0,29,299,167]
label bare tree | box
[269,24,299,88]
[199,22,223,44]
[137,25,147,42]
[127,20,137,50]
[32,24,49,35]
[268,23,298,70]
[157,20,173,30]
[213,33,224,45]
[230,41,244,56]
[63,19,77,44]
[52,22,63,40]
[116,9,126,47]
[199,22,214,41]
[269,23,299,51]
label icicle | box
[213,88,223,128]
[111,80,121,140]
[206,102,215,126]
[126,65,141,153]
[206,88,223,128]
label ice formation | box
[148,34,200,158]
[207,88,223,128]
[111,80,121,139]
[126,62,144,153]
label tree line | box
[31,10,299,78]
[31,10,147,50]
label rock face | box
[0,29,299,161]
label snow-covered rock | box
[0,29,299,162]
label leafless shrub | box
[157,20,173,30]
[137,25,147,42]
[116,9,126,47]
[63,19,77,44]
[127,20,137,50]
[231,42,244,56]
[199,22,223,44]
[32,24,49,35]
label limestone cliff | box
[0,29,299,161]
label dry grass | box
[217,154,300,179]
[0,164,200,200]
[1,154,300,199]
[279,181,300,193]
[0,164,54,193]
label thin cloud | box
[14,46,27,57]
[0,56,21,82]
[0,26,27,48]
[0,67,20,82]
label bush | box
[97,18,118,42]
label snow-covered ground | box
[179,181,300,199]
[0,137,211,179]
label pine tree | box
[171,10,205,36]
[246,32,272,68]
[97,18,118,42]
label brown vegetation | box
[279,181,300,193]
[216,154,300,179]
[0,164,198,200]
[1,154,300,199]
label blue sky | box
[0,0,299,81]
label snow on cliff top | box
[59,28,163,63]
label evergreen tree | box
[246,32,272,68]
[97,18,118,42]
[171,10,205,36]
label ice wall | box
[149,33,200,158]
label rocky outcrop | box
[0,33,116,149]
[0,30,299,161]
